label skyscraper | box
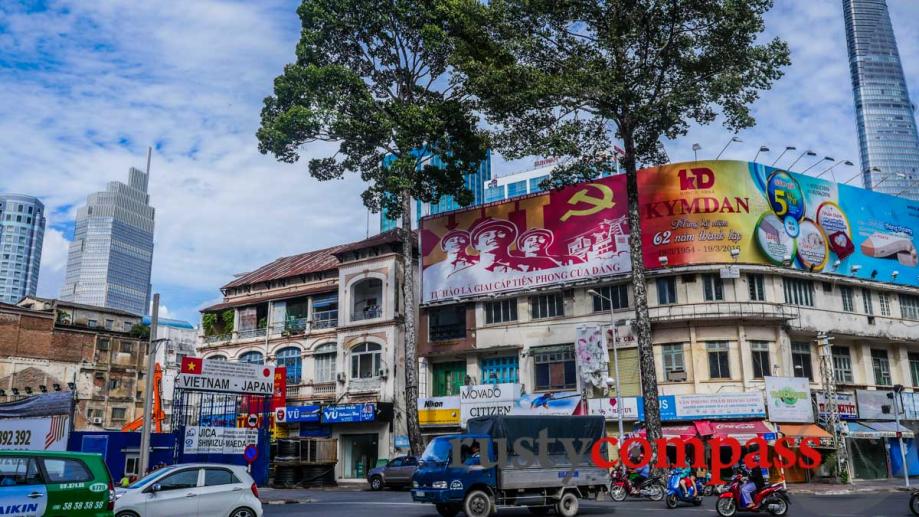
[0,194,45,304]
[60,153,155,315]
[843,0,919,199]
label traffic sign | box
[243,444,259,464]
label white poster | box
[588,397,641,421]
[576,326,609,388]
[183,426,258,455]
[815,392,858,420]
[764,376,814,423]
[460,383,520,427]
[672,392,765,419]
[176,357,275,395]
[0,416,69,452]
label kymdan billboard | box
[420,160,919,301]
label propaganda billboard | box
[639,161,919,283]
[420,175,630,303]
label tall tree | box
[257,0,488,455]
[447,0,789,448]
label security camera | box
[659,256,669,266]
[833,259,841,269]
[850,264,862,273]
[892,271,900,279]
[605,377,615,387]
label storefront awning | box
[661,424,699,440]
[846,421,915,439]
[778,424,834,448]
[709,420,775,442]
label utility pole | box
[817,333,849,483]
[139,293,160,476]
[889,385,909,488]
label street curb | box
[262,498,314,504]
[789,487,911,496]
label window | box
[88,319,97,328]
[428,305,466,341]
[840,286,855,312]
[125,456,139,476]
[702,274,724,301]
[108,379,120,390]
[208,355,228,361]
[832,346,853,383]
[901,294,919,320]
[533,345,576,390]
[276,347,302,384]
[481,356,519,384]
[120,341,134,354]
[656,277,677,305]
[312,293,339,329]
[791,343,813,381]
[750,341,770,379]
[871,349,891,386]
[432,361,466,396]
[97,339,110,351]
[105,319,114,330]
[529,175,549,193]
[507,180,527,197]
[124,321,133,331]
[783,278,814,307]
[748,274,766,301]
[387,457,405,467]
[239,351,264,364]
[592,284,629,312]
[111,407,127,421]
[707,342,730,379]
[351,278,383,321]
[662,344,685,378]
[530,293,564,319]
[485,299,517,324]
[42,458,92,483]
[0,457,42,485]
[351,342,382,379]
[313,343,337,383]
[157,469,200,491]
[879,293,892,316]
[204,468,239,486]
[862,289,874,315]
[910,353,919,387]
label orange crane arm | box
[121,363,165,432]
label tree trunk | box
[621,135,662,450]
[399,190,424,456]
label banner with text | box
[183,426,258,455]
[177,357,274,395]
[460,383,521,427]
[418,396,461,427]
[815,392,858,420]
[660,392,766,421]
[0,416,69,451]
[764,376,814,423]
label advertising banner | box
[855,389,897,420]
[588,396,642,421]
[0,416,69,451]
[901,392,919,420]
[660,392,766,421]
[276,405,321,424]
[183,426,258,455]
[176,357,274,395]
[321,403,377,424]
[460,383,521,426]
[512,391,581,416]
[638,161,919,284]
[418,396,461,427]
[271,366,286,411]
[764,376,814,423]
[816,392,858,420]
[420,175,630,303]
[576,326,609,389]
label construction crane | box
[122,363,165,433]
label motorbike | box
[664,469,703,509]
[910,488,919,516]
[715,471,790,517]
[607,467,664,502]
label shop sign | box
[855,389,897,420]
[460,383,520,426]
[815,392,858,420]
[587,396,642,421]
[0,416,69,451]
[418,396,460,426]
[184,426,258,455]
[277,405,321,424]
[660,392,766,421]
[764,376,814,423]
[176,357,274,395]
[321,403,377,424]
[900,392,919,420]
[395,435,411,449]
[513,391,581,416]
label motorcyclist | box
[675,466,695,498]
[630,462,650,492]
[740,456,767,509]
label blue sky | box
[1,0,918,324]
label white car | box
[114,463,262,517]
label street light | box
[715,136,742,160]
[888,385,909,488]
[753,145,769,163]
[587,289,625,441]
[843,166,881,185]
[815,160,854,180]
[692,143,702,161]
[800,156,834,175]
[139,294,164,476]
[771,146,796,166]
[787,150,817,170]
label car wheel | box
[229,507,257,517]
[911,494,919,516]
[369,476,384,491]
[556,492,579,517]
[435,503,460,517]
[464,489,493,517]
[116,512,139,517]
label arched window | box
[239,351,264,365]
[314,343,337,383]
[351,343,382,379]
[207,355,228,362]
[276,347,302,384]
[351,278,383,321]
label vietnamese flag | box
[181,356,203,374]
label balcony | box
[312,310,338,330]
[348,376,383,394]
[236,328,267,341]
[648,302,799,323]
[352,307,382,322]
[292,382,337,400]
[203,333,232,345]
[269,318,311,337]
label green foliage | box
[130,324,150,339]
[257,0,490,217]
[201,313,219,336]
[221,309,235,334]
[446,0,791,179]
[202,310,236,336]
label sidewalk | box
[258,480,369,505]
[787,477,915,495]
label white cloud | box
[36,228,70,298]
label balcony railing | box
[203,333,233,344]
[649,302,799,323]
[292,382,337,399]
[313,310,338,329]
[236,328,267,340]
[270,318,311,337]
[352,307,383,322]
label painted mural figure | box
[512,228,561,271]
[465,218,521,274]
[422,230,478,290]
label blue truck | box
[410,415,609,517]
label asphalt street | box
[264,488,914,517]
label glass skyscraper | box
[60,164,155,315]
[0,194,45,304]
[843,0,919,199]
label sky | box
[1,0,918,324]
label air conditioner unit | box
[91,417,103,424]
[336,372,346,383]
[666,369,687,382]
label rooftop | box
[17,296,143,319]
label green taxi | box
[0,450,114,517]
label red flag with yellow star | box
[181,356,203,374]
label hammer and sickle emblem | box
[560,183,615,221]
